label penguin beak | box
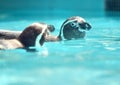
[84,22,92,30]
[47,25,55,32]
[79,22,92,31]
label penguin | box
[0,22,55,50]
[44,16,92,41]
[60,16,92,40]
[0,24,55,39]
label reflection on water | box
[0,17,120,85]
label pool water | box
[0,17,120,85]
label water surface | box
[0,16,120,85]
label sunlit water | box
[0,16,120,85]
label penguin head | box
[61,16,92,40]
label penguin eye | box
[70,22,77,27]
[79,22,91,30]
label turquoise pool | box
[0,16,120,85]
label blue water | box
[0,16,120,85]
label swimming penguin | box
[60,16,92,40]
[0,22,55,50]
[0,24,55,40]
[43,16,92,41]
